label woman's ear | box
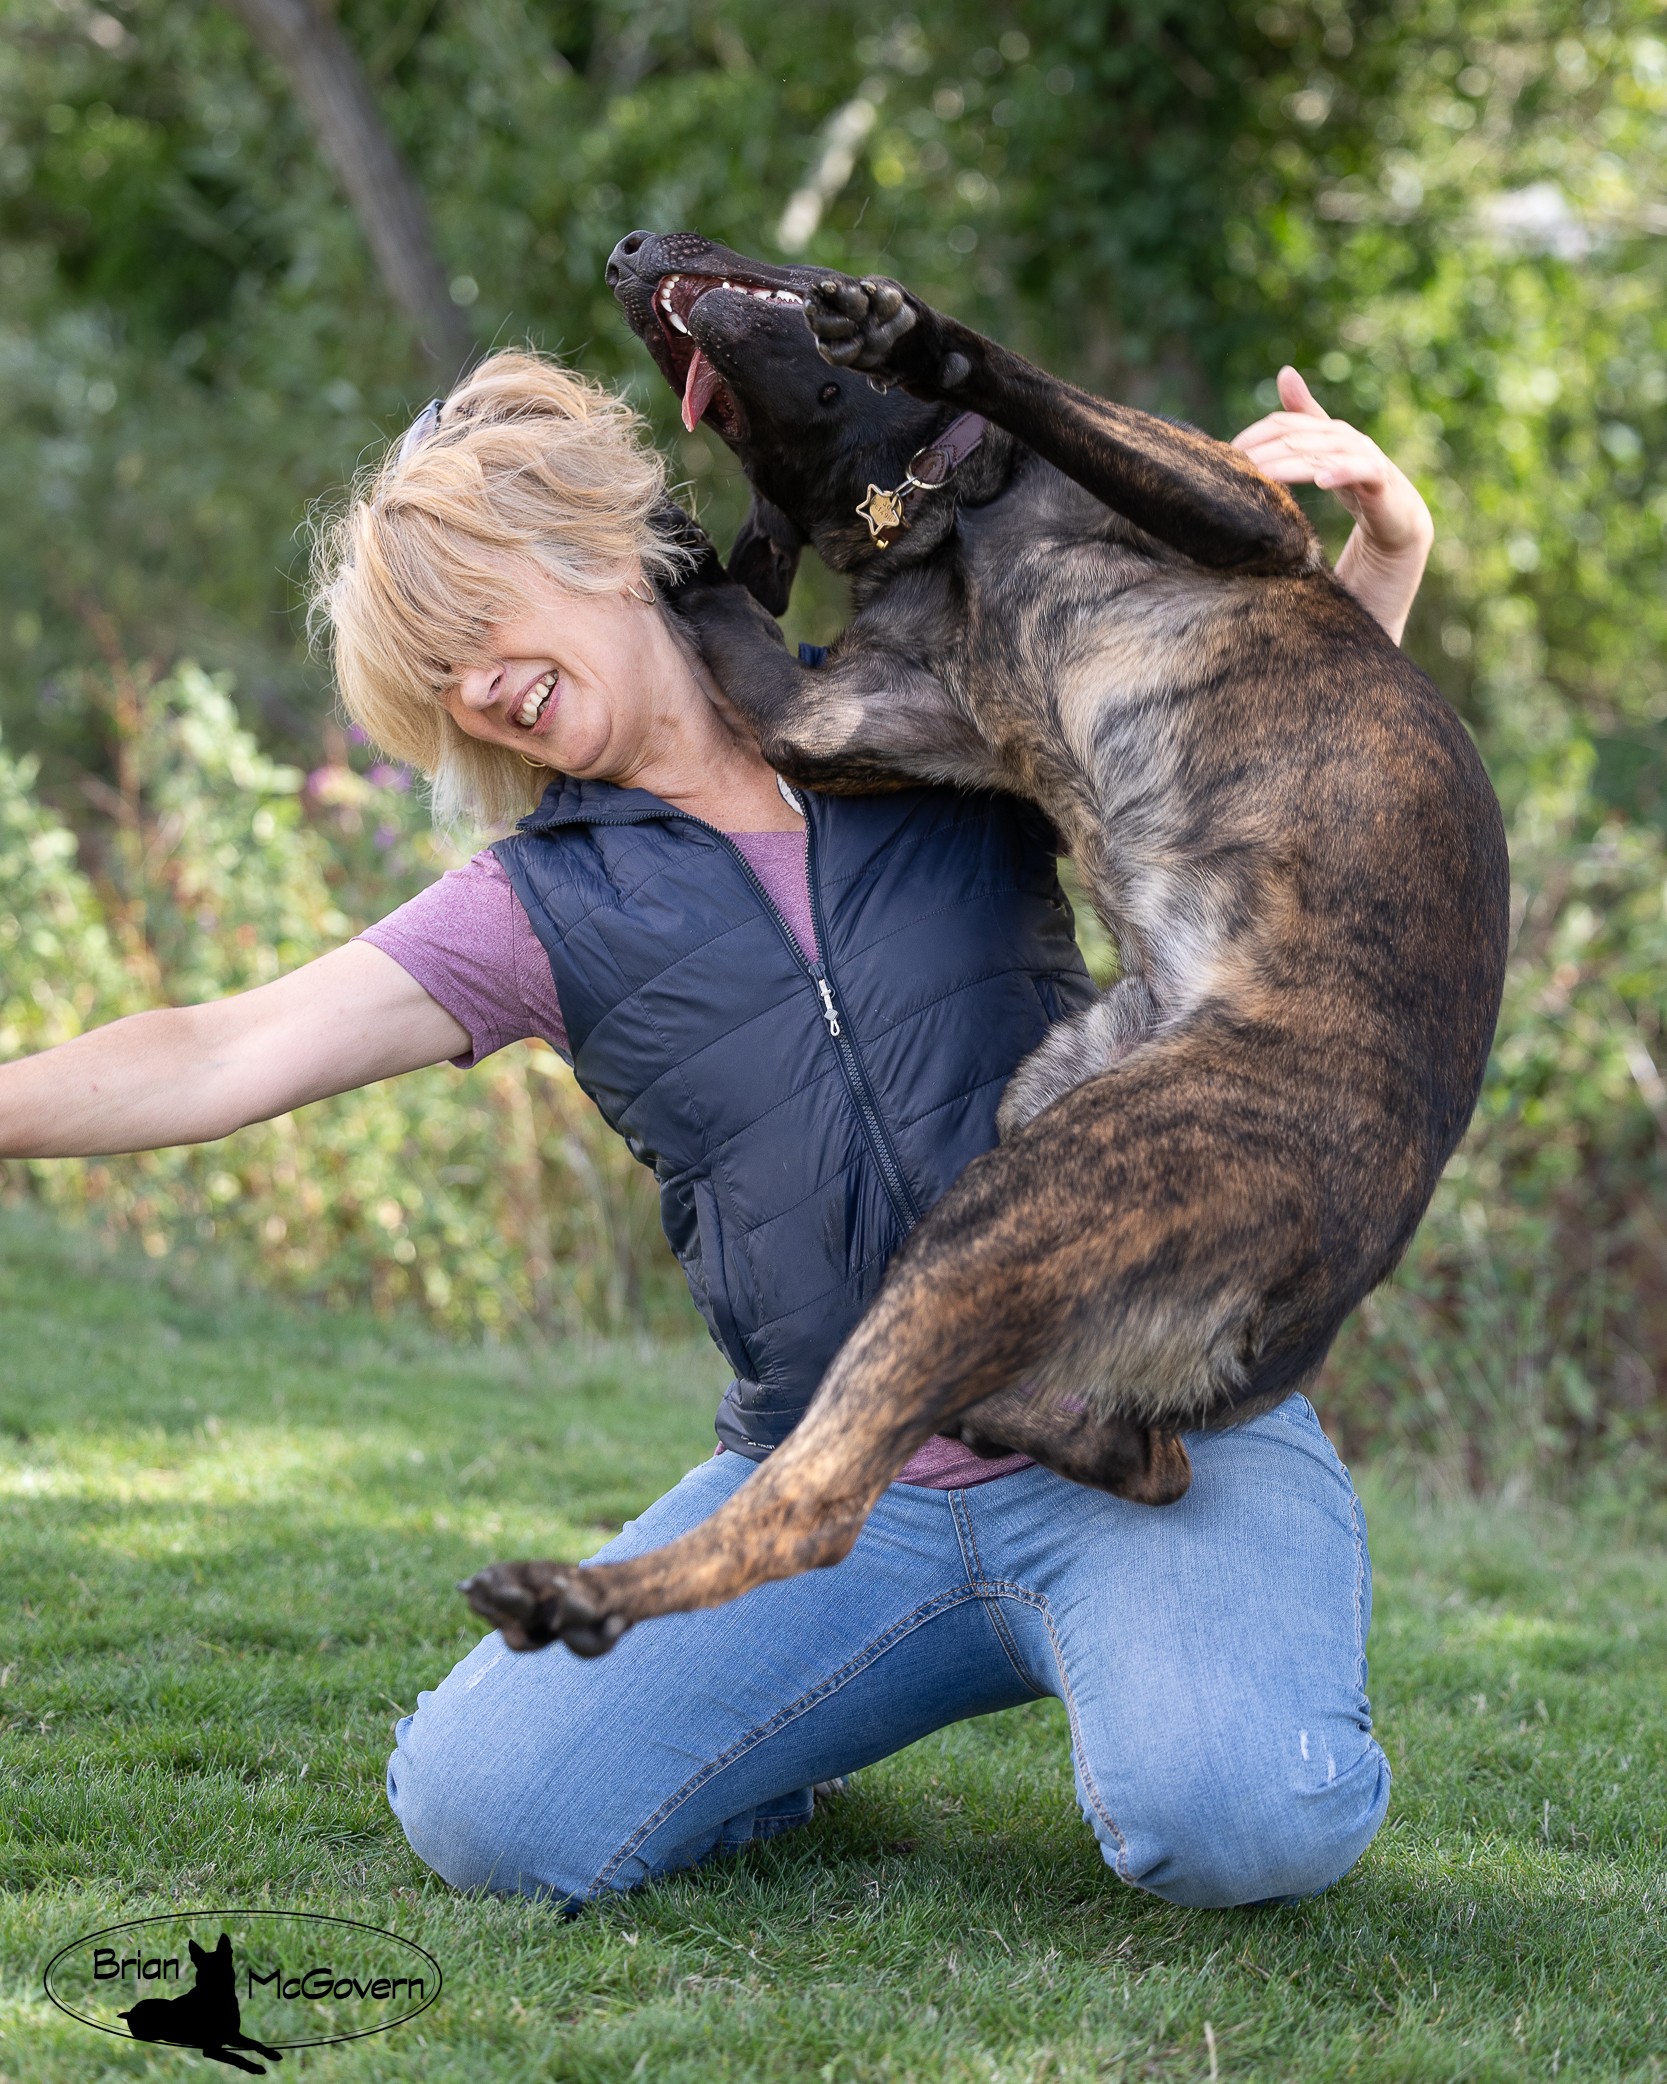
[727,496,803,618]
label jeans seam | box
[980,1576,1132,1880]
[947,1490,1043,1697]
[587,1584,982,1898]
[1348,1484,1368,1699]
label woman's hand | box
[0,942,467,1159]
[1232,366,1434,645]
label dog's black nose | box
[606,231,651,290]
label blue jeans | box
[388,1396,1389,1910]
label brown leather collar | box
[855,411,989,549]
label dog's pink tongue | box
[681,349,720,432]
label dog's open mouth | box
[653,272,803,434]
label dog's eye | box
[818,382,840,404]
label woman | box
[0,349,1434,1910]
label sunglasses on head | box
[396,398,444,466]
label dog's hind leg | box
[460,1231,1068,1653]
[458,1038,1330,1657]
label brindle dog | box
[460,232,1509,1658]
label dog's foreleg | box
[670,579,998,795]
[806,275,1321,576]
[230,2033,284,2063]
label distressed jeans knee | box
[1092,1736,1393,1909]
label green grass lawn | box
[3,1207,1666,2083]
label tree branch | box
[222,0,473,378]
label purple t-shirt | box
[360,834,1032,1490]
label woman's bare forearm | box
[1333,523,1433,647]
[0,942,469,1159]
[0,1004,249,1157]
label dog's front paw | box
[457,1560,632,1657]
[806,273,922,379]
[650,499,728,602]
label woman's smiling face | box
[443,562,664,781]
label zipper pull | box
[816,977,843,1039]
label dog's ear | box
[727,496,803,618]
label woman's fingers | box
[1232,409,1352,452]
[1237,426,1389,494]
[1275,364,1327,419]
[1231,366,1328,450]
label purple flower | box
[347,724,370,746]
[374,823,400,850]
[367,762,413,792]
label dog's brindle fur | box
[460,233,1509,1658]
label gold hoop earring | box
[626,576,656,604]
[518,753,544,769]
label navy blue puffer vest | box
[496,772,1095,1457]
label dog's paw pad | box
[805,273,918,374]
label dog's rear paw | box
[806,274,918,376]
[1117,1430,1193,1507]
[457,1560,633,1657]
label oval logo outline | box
[43,1909,443,2048]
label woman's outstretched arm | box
[1232,365,1434,644]
[0,941,468,1158]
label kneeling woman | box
[0,350,1433,1909]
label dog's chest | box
[873,487,1262,992]
[934,491,1194,777]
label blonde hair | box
[310,349,689,829]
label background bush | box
[0,0,1662,1488]
[0,663,680,1334]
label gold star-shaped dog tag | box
[856,483,906,546]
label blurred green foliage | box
[0,0,1662,1484]
[0,664,681,1332]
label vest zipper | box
[801,816,923,1230]
[521,798,925,1234]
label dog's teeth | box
[668,312,688,334]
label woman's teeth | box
[515,671,556,728]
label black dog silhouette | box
[120,1933,284,2074]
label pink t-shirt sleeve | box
[359,850,568,1066]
